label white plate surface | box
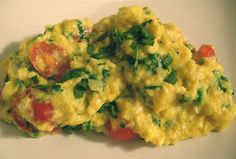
[0,1,236,159]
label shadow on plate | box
[0,41,21,61]
[0,121,26,138]
[73,131,155,151]
[0,120,155,150]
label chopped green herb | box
[109,104,118,118]
[195,88,205,105]
[133,43,140,72]
[70,52,79,60]
[179,95,192,105]
[222,104,231,109]
[213,70,229,93]
[125,20,154,73]
[162,54,173,69]
[102,69,110,89]
[184,41,195,52]
[140,38,154,45]
[30,76,39,84]
[16,60,24,68]
[164,120,173,128]
[82,121,92,131]
[91,49,112,59]
[120,122,125,128]
[31,130,40,138]
[7,109,12,114]
[152,116,161,127]
[97,101,119,118]
[198,59,205,65]
[87,44,95,55]
[165,69,177,85]
[46,26,54,32]
[27,63,35,71]
[32,84,50,91]
[62,125,82,134]
[77,20,85,33]
[60,67,91,82]
[4,74,10,83]
[51,85,63,92]
[219,75,228,82]
[16,79,25,89]
[218,80,227,93]
[89,73,97,80]
[145,54,160,74]
[144,85,162,90]
[74,79,89,99]
[102,69,110,81]
[97,32,110,41]
[89,28,123,59]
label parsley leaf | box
[165,69,177,85]
[145,54,160,74]
[162,54,173,69]
[74,79,89,99]
[97,101,119,118]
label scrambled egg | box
[0,6,235,145]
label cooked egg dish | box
[0,6,235,146]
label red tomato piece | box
[31,101,53,123]
[107,121,138,141]
[197,44,215,59]
[30,41,70,79]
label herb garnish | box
[97,101,119,118]
[161,54,173,69]
[165,69,177,85]
[74,79,89,99]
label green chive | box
[195,88,205,105]
[77,20,85,33]
[82,121,92,131]
[165,69,177,85]
[87,44,95,55]
[46,26,54,32]
[97,101,119,118]
[32,84,50,91]
[60,67,90,82]
[97,32,110,41]
[162,54,173,69]
[51,85,63,92]
[140,38,154,45]
[144,85,162,90]
[73,79,88,99]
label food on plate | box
[0,6,235,146]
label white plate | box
[0,1,236,159]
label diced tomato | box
[107,121,138,141]
[29,41,70,79]
[31,101,53,123]
[197,44,215,59]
